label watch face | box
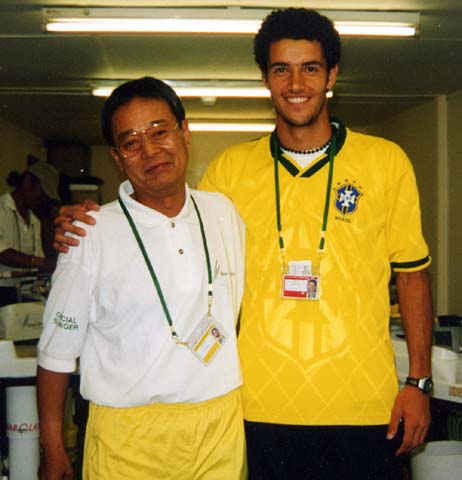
[406,377,433,393]
[422,378,433,393]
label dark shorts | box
[245,421,407,480]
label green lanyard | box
[270,132,337,272]
[118,195,213,342]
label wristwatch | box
[405,376,433,394]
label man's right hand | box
[38,446,74,480]
[53,200,100,253]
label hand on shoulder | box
[53,200,100,253]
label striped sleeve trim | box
[391,255,431,272]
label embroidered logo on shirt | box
[53,311,79,331]
[334,181,363,217]
[213,260,220,281]
[213,260,235,281]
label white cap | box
[28,162,60,201]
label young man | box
[54,8,433,479]
[200,8,432,479]
[37,77,246,479]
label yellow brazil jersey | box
[199,120,430,426]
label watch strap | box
[405,376,433,393]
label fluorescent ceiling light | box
[43,7,267,34]
[189,123,274,132]
[174,87,270,98]
[92,82,335,99]
[335,22,416,37]
[43,8,420,38]
[329,10,419,37]
[92,85,270,98]
[46,18,262,34]
[92,87,116,97]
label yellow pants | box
[82,388,247,479]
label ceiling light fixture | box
[92,84,271,98]
[43,8,420,38]
[43,7,266,34]
[332,11,419,37]
[189,123,274,132]
[91,82,334,99]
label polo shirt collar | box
[118,180,197,227]
[2,192,41,227]
[3,192,17,212]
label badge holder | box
[282,261,320,300]
[186,314,227,365]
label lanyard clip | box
[170,326,179,341]
[207,286,213,316]
[279,246,288,273]
[318,229,326,255]
[171,327,188,345]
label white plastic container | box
[410,441,462,480]
[431,345,460,384]
[6,386,40,480]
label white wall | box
[91,146,125,204]
[448,90,462,314]
[0,117,43,194]
[364,100,439,310]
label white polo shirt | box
[0,192,43,272]
[38,181,245,407]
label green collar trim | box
[270,118,346,178]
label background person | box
[0,162,60,274]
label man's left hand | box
[387,385,431,455]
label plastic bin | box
[6,385,40,480]
[410,440,462,479]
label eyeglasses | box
[115,122,179,158]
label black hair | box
[6,171,21,187]
[6,170,39,188]
[101,76,186,146]
[254,8,341,75]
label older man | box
[37,77,246,480]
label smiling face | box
[110,97,190,209]
[263,39,338,134]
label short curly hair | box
[254,8,341,75]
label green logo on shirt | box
[53,311,78,331]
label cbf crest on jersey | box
[334,181,362,215]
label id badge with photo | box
[186,314,227,365]
[281,260,320,300]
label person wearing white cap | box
[0,161,60,276]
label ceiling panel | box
[0,0,461,144]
